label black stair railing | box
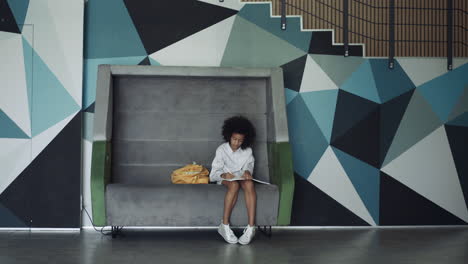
[275,0,467,71]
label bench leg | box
[257,225,272,238]
[111,226,123,238]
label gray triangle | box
[448,84,468,122]
[310,54,365,87]
[221,16,306,67]
[383,90,442,166]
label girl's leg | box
[239,180,256,226]
[221,181,240,225]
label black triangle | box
[332,109,380,168]
[84,102,95,113]
[123,0,237,55]
[331,90,379,143]
[380,172,466,225]
[0,0,21,34]
[445,125,468,210]
[0,202,27,227]
[0,113,82,228]
[291,173,370,226]
[308,31,363,56]
[281,55,308,92]
[379,89,414,166]
[138,56,151,65]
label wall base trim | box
[0,228,80,232]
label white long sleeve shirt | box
[209,142,255,184]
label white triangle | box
[21,22,33,46]
[0,31,31,137]
[0,138,31,194]
[382,126,468,222]
[150,16,236,67]
[44,0,84,107]
[197,0,245,11]
[300,55,338,93]
[453,58,468,69]
[0,31,18,41]
[32,111,78,161]
[82,139,94,227]
[398,58,468,87]
[307,147,376,226]
[24,0,81,106]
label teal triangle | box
[301,90,339,143]
[287,96,328,179]
[83,56,147,109]
[221,16,306,67]
[22,37,33,120]
[447,112,468,128]
[418,63,468,122]
[6,0,29,31]
[238,3,312,52]
[0,203,27,227]
[285,88,298,105]
[0,109,29,138]
[448,85,468,121]
[149,57,161,66]
[85,0,147,59]
[370,59,415,103]
[340,60,381,104]
[333,147,380,224]
[26,40,80,137]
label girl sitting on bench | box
[209,116,257,245]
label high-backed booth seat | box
[91,65,294,230]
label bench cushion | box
[106,183,279,226]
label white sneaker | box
[238,225,255,245]
[218,223,238,244]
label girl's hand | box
[222,173,235,179]
[242,171,253,180]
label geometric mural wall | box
[82,0,468,226]
[0,0,83,228]
[288,57,468,226]
[2,0,466,228]
[81,1,468,226]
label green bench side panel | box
[91,141,111,226]
[268,142,295,226]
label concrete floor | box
[0,227,467,264]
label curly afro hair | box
[222,116,256,149]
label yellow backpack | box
[171,163,209,184]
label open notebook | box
[222,169,270,185]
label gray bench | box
[90,66,294,234]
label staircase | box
[241,0,468,60]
